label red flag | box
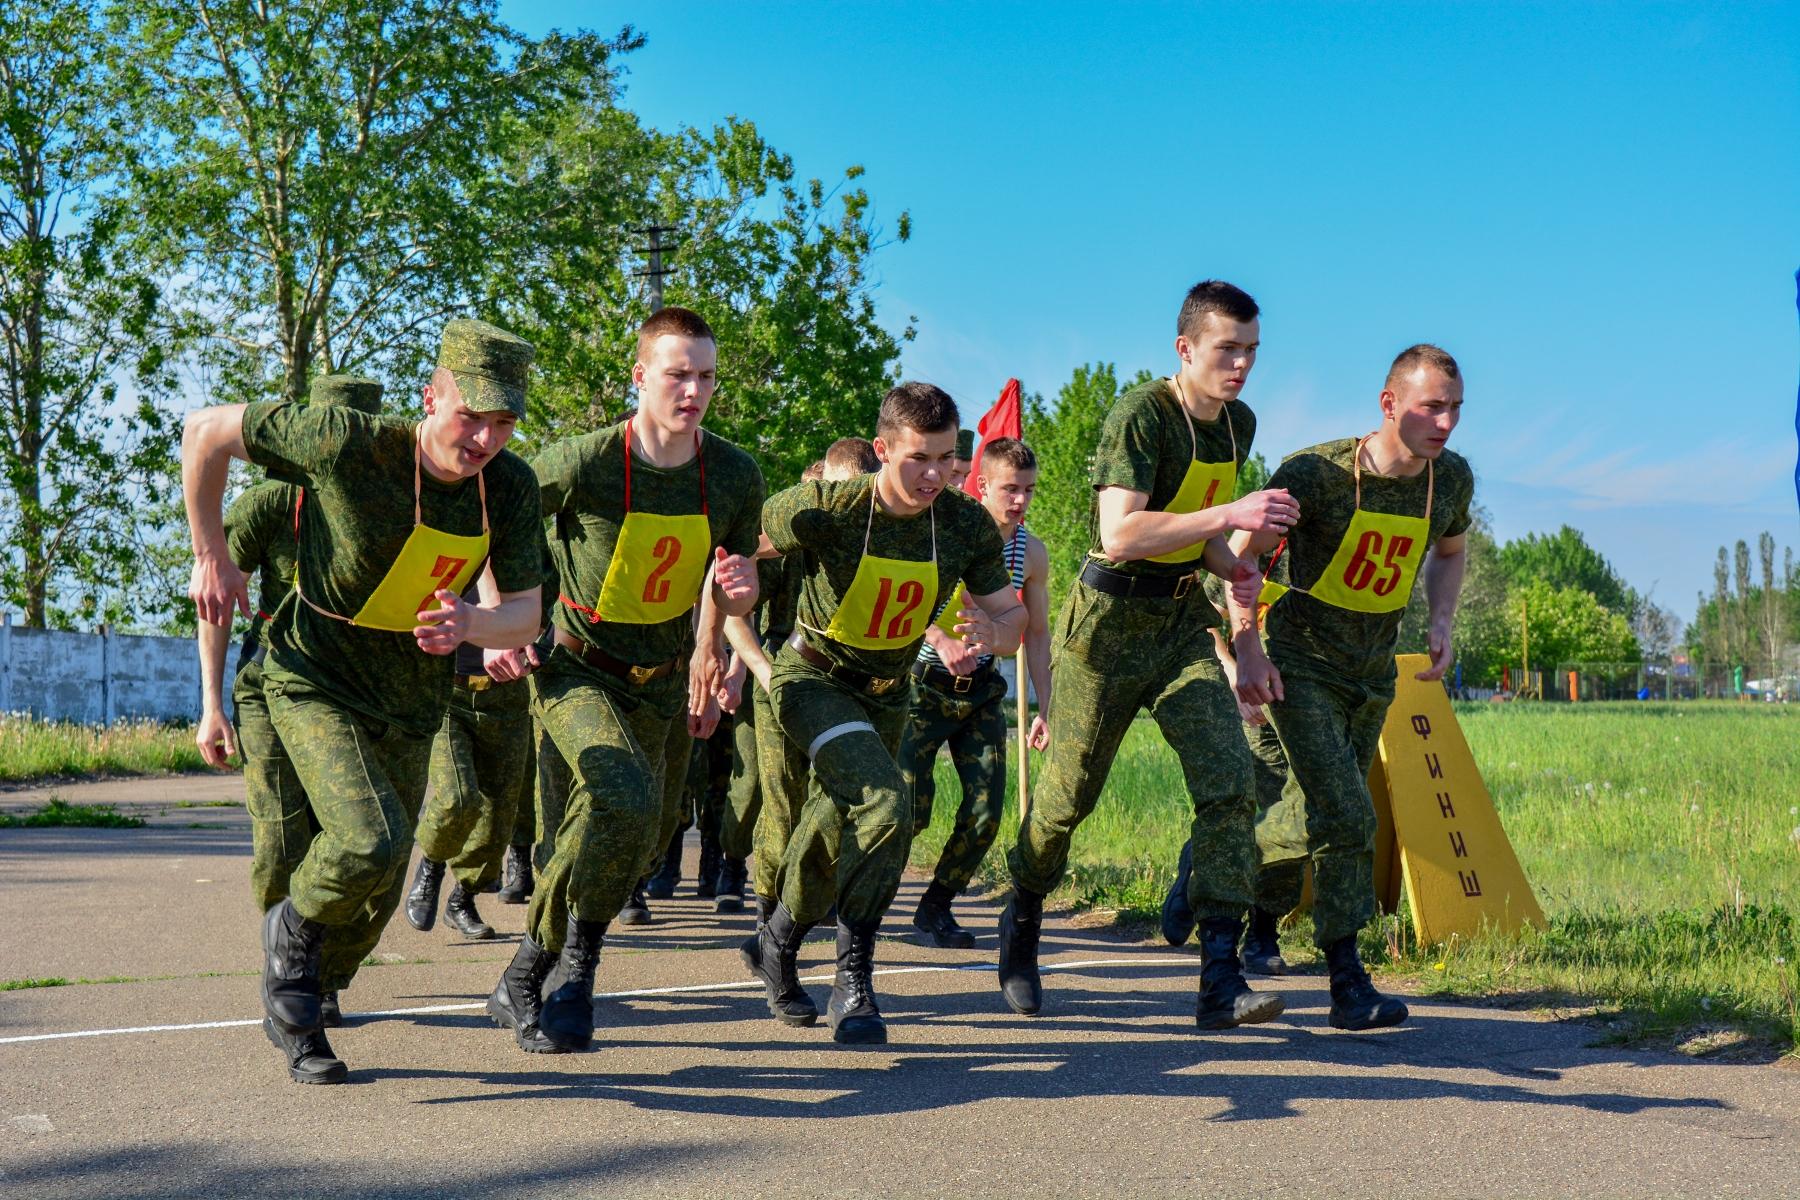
[967,378,1023,500]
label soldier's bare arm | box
[182,404,253,624]
[1416,532,1467,681]
[1095,484,1297,563]
[962,587,1027,659]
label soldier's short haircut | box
[824,436,880,475]
[1385,343,1461,389]
[979,436,1037,473]
[636,306,715,359]
[801,459,826,481]
[1176,280,1259,342]
[876,381,958,439]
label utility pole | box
[635,224,679,312]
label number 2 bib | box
[1296,434,1434,615]
[586,420,712,625]
[295,425,489,632]
[1148,380,1238,565]
[817,490,940,651]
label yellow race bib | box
[826,553,941,651]
[348,525,490,632]
[1148,459,1238,564]
[1305,509,1429,614]
[594,511,712,625]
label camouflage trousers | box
[750,680,808,902]
[416,676,532,890]
[721,695,760,861]
[264,675,434,992]
[525,647,685,952]
[1264,664,1393,947]
[691,715,734,844]
[508,712,545,852]
[1009,580,1255,921]
[1175,718,1307,917]
[900,665,1009,893]
[647,719,695,877]
[768,647,911,927]
[233,657,313,913]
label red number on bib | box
[886,580,925,640]
[865,577,894,640]
[1200,478,1221,510]
[1341,530,1381,591]
[1371,535,1415,597]
[416,555,470,617]
[642,536,682,604]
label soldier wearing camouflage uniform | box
[185,320,547,1085]
[999,281,1304,1031]
[902,436,1053,948]
[483,307,764,1056]
[736,387,1024,1045]
[1227,343,1473,1031]
[948,427,975,492]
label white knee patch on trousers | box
[808,720,876,760]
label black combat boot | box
[1325,936,1409,1031]
[1240,907,1289,976]
[320,990,343,1029]
[486,933,562,1053]
[497,844,533,904]
[740,902,818,1026]
[715,856,748,914]
[617,877,652,925]
[261,898,327,1034]
[695,827,723,900]
[262,1018,347,1085]
[827,919,886,1045]
[645,834,682,900]
[996,886,1045,1016]
[754,894,776,934]
[1159,841,1196,947]
[404,858,445,932]
[912,879,976,949]
[1195,917,1286,1029]
[539,917,606,1052]
[444,881,495,940]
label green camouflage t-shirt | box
[1264,437,1474,686]
[242,402,547,737]
[224,479,299,653]
[537,423,766,667]
[763,475,1009,678]
[1088,378,1257,578]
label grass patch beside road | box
[0,797,146,829]
[909,701,1800,1056]
[0,714,216,781]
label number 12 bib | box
[589,420,712,625]
[1299,434,1434,615]
[819,489,940,651]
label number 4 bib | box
[816,488,940,651]
[1299,435,1434,615]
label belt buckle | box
[869,676,901,697]
[627,664,659,686]
[465,676,492,693]
[952,673,974,694]
[1172,573,1196,600]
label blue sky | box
[508,1,1800,619]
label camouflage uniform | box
[689,715,734,850]
[1010,380,1259,920]
[721,695,760,862]
[763,478,1009,925]
[526,423,765,951]
[901,667,1009,894]
[1261,438,1473,947]
[244,360,544,993]
[746,554,805,902]
[416,658,533,892]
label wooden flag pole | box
[1016,645,1032,829]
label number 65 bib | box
[1297,435,1434,615]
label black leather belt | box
[553,628,678,686]
[911,658,995,695]
[1079,559,1206,600]
[786,633,905,696]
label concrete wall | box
[0,614,204,725]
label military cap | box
[307,374,384,415]
[955,428,975,459]
[437,319,534,418]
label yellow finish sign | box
[1376,653,1545,944]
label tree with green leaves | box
[114,0,638,404]
[1397,506,1509,683]
[1,0,183,629]
[1500,576,1640,669]
[1495,525,1637,618]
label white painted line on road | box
[0,956,1195,1047]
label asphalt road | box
[2,774,1796,1199]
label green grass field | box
[908,700,1800,1056]
[0,715,216,782]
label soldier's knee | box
[1314,793,1377,852]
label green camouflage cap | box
[437,318,534,417]
[955,428,975,459]
[307,374,384,415]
